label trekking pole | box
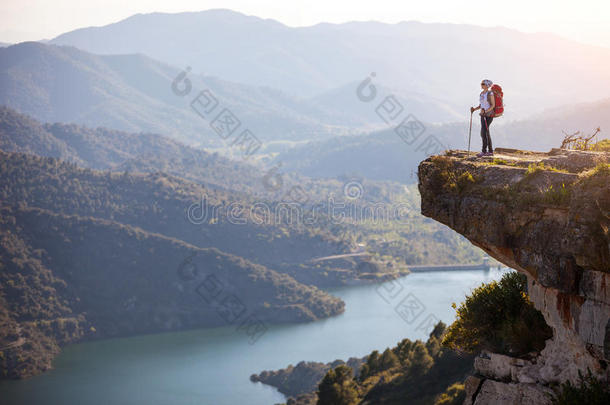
[467,110,473,157]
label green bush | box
[589,139,610,152]
[434,383,466,405]
[541,183,571,205]
[456,171,476,193]
[551,369,610,405]
[491,158,518,166]
[442,272,552,356]
[428,156,478,194]
[525,162,567,176]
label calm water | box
[0,269,507,405]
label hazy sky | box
[1,0,609,48]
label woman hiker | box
[471,79,495,157]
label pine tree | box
[317,365,359,405]
[409,342,434,375]
[380,348,399,370]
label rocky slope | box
[418,148,610,404]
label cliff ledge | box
[418,147,609,404]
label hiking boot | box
[476,152,485,157]
[485,151,494,156]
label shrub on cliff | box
[551,369,610,405]
[428,156,478,194]
[434,382,466,405]
[442,271,552,356]
[590,139,610,151]
[578,162,610,188]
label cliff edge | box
[418,147,609,404]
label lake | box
[0,268,507,405]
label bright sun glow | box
[1,0,610,48]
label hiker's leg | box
[480,116,488,152]
[486,117,494,153]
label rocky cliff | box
[418,148,610,404]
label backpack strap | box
[484,92,495,116]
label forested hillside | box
[0,107,486,268]
[0,204,343,379]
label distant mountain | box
[51,9,610,118]
[307,81,464,126]
[0,42,367,146]
[493,98,610,151]
[274,123,462,183]
[0,105,263,193]
[0,105,410,199]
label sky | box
[1,0,610,49]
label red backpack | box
[490,84,504,117]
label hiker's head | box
[481,79,493,90]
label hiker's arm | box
[471,105,480,113]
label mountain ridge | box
[0,42,362,146]
[49,9,610,117]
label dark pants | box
[480,115,493,153]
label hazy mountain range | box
[2,40,608,185]
[0,42,346,146]
[50,9,610,118]
[0,40,464,149]
[1,38,608,185]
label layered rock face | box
[418,148,610,404]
